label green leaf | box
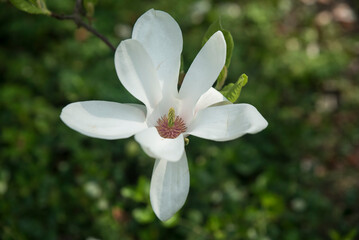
[36,0,47,10]
[215,66,227,90]
[9,0,50,15]
[202,18,234,90]
[220,74,248,103]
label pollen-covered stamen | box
[155,108,187,139]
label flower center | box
[155,108,187,139]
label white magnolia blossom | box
[60,9,268,221]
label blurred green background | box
[1,0,359,239]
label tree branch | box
[50,1,116,52]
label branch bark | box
[50,1,116,52]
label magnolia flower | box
[60,9,268,221]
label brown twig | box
[50,0,116,52]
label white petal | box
[179,31,226,110]
[145,96,181,127]
[115,39,161,109]
[150,152,189,221]
[132,9,183,97]
[60,101,147,140]
[187,104,268,141]
[156,56,181,98]
[134,127,184,162]
[195,87,229,113]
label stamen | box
[155,108,187,139]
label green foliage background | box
[1,0,359,239]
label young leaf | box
[220,74,248,103]
[10,0,50,15]
[215,66,228,90]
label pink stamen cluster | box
[155,115,187,139]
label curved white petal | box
[145,95,182,127]
[179,31,226,111]
[134,127,184,162]
[60,101,147,140]
[150,152,189,221]
[115,39,161,109]
[187,104,268,141]
[195,87,229,113]
[155,56,181,98]
[132,9,182,97]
